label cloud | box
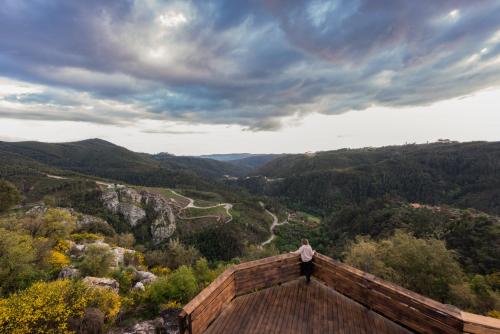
[0,0,500,130]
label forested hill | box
[0,139,249,187]
[249,141,500,215]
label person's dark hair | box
[302,239,309,245]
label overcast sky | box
[1,0,499,155]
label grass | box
[183,206,229,219]
[288,211,321,225]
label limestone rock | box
[76,213,109,229]
[101,189,121,213]
[112,247,135,267]
[83,276,119,293]
[133,282,145,291]
[118,203,146,227]
[137,271,157,284]
[58,266,80,279]
[109,318,166,334]
[141,191,176,243]
[118,187,142,203]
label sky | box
[0,0,500,155]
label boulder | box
[76,213,109,229]
[133,282,145,291]
[112,247,135,267]
[137,271,157,284]
[108,318,167,334]
[83,277,119,293]
[58,266,80,279]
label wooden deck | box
[205,278,413,334]
[179,253,500,334]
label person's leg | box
[305,261,312,284]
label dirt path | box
[170,189,233,223]
[46,174,233,223]
[260,202,288,246]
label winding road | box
[260,202,288,246]
[46,174,231,224]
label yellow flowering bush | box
[54,239,71,253]
[0,279,122,334]
[46,250,70,271]
[0,280,88,334]
[88,287,121,321]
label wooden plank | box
[250,286,278,334]
[314,263,461,334]
[314,254,463,328]
[462,311,500,334]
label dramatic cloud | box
[1,0,500,130]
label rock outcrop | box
[141,191,176,243]
[83,277,120,293]
[101,186,177,243]
[58,266,81,279]
[136,270,157,284]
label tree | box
[0,228,37,296]
[345,230,464,302]
[79,244,115,277]
[0,180,21,212]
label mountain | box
[244,141,500,215]
[151,153,250,178]
[199,153,283,170]
[0,139,249,188]
[199,153,256,161]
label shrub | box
[164,265,198,303]
[124,251,145,268]
[144,240,200,269]
[45,250,70,272]
[193,258,217,288]
[41,208,77,240]
[79,244,115,277]
[0,279,121,334]
[0,180,21,212]
[0,228,38,296]
[70,233,103,243]
[143,266,198,314]
[345,230,464,302]
[0,280,88,334]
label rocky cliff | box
[101,186,177,243]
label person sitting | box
[291,239,315,284]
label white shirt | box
[292,245,315,262]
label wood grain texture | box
[204,279,414,334]
[179,252,500,334]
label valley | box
[1,139,499,334]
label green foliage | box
[79,244,115,277]
[110,268,136,294]
[70,233,103,243]
[193,258,218,288]
[165,265,198,303]
[144,239,200,270]
[0,228,38,296]
[345,231,464,302]
[142,266,198,314]
[251,141,500,215]
[325,199,500,274]
[188,223,245,261]
[0,180,21,212]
